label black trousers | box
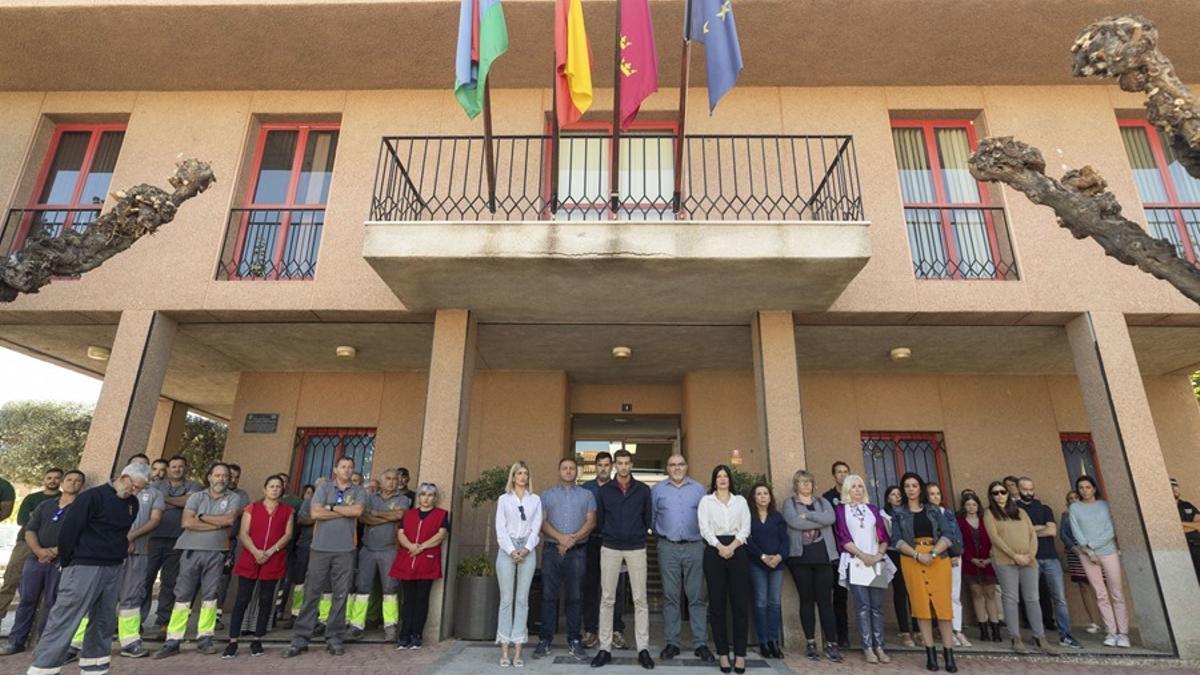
[832,562,849,644]
[787,558,836,643]
[704,537,750,658]
[887,551,912,633]
[144,537,182,625]
[229,577,279,639]
[400,580,433,639]
[583,537,626,633]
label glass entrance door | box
[572,415,681,486]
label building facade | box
[1,0,1199,657]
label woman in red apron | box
[390,482,449,650]
[226,474,293,658]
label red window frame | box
[15,123,127,250]
[543,119,679,220]
[891,119,1004,279]
[1118,119,1199,263]
[1059,432,1107,496]
[289,426,375,494]
[230,122,340,280]
[861,430,954,508]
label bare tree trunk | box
[1072,14,1200,179]
[0,159,215,302]
[969,137,1200,305]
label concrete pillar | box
[751,310,808,647]
[1066,312,1200,657]
[416,309,476,642]
[144,398,189,461]
[79,310,177,485]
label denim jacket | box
[889,503,962,552]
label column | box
[416,309,476,641]
[79,310,177,485]
[751,310,808,646]
[1067,312,1200,656]
[143,398,189,461]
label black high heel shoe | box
[734,656,746,674]
[719,654,732,674]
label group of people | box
[0,452,1195,674]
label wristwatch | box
[326,503,335,511]
[197,513,205,522]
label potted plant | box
[453,465,508,640]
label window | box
[4,124,125,254]
[290,427,375,493]
[551,121,675,221]
[1060,432,1105,494]
[1118,120,1200,262]
[891,120,1016,279]
[861,431,952,508]
[219,123,339,280]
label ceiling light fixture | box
[86,345,111,361]
[612,346,632,359]
[335,345,357,360]
[889,347,912,362]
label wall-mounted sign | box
[244,413,279,434]
[731,448,743,466]
[621,403,633,412]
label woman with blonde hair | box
[494,461,542,667]
[833,474,895,664]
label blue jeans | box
[539,544,586,644]
[10,557,61,648]
[496,544,536,644]
[849,584,885,649]
[747,564,783,644]
[1037,558,1073,640]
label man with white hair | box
[115,454,164,658]
[24,462,149,675]
[348,468,409,641]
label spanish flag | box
[555,0,593,127]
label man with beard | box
[0,468,63,624]
[1016,477,1081,648]
[153,463,241,658]
[348,469,409,641]
[144,455,202,635]
[117,455,164,658]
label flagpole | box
[483,79,497,214]
[673,0,692,215]
[609,0,623,215]
[550,65,561,215]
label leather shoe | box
[0,643,25,656]
[590,649,611,668]
[638,649,655,669]
[694,645,716,663]
[659,644,679,660]
[327,644,345,656]
[282,645,307,659]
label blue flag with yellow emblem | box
[688,0,743,112]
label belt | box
[664,538,702,544]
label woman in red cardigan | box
[957,492,1001,642]
[390,482,450,650]
[225,474,294,658]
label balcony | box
[1,207,102,256]
[215,207,324,280]
[1144,206,1200,264]
[363,134,871,322]
[905,206,1018,280]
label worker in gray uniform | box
[348,468,409,641]
[117,453,164,658]
[153,462,240,659]
[284,456,366,658]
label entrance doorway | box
[572,414,680,486]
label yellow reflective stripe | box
[117,610,142,645]
[70,617,88,647]
[382,594,399,626]
[167,603,191,641]
[318,594,331,622]
[197,600,218,638]
[348,594,368,629]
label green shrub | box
[462,465,509,507]
[457,554,496,577]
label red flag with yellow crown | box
[618,0,659,129]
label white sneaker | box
[1085,624,1101,634]
[1116,635,1131,648]
[1103,634,1118,647]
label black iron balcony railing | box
[1,207,102,255]
[370,134,863,223]
[905,206,1018,280]
[216,207,324,280]
[1144,206,1200,263]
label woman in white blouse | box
[699,464,752,674]
[494,461,542,667]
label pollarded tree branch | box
[969,137,1200,305]
[1072,14,1200,179]
[0,159,215,302]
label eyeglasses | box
[991,489,1007,496]
[518,505,526,521]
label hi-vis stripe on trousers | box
[117,553,149,647]
[166,550,224,642]
[27,564,122,675]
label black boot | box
[942,648,957,673]
[925,646,939,672]
[978,622,988,642]
[989,622,1002,642]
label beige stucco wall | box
[682,371,762,478]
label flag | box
[618,0,659,129]
[455,0,509,119]
[689,0,743,112]
[555,0,594,126]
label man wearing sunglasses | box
[286,456,367,658]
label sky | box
[0,347,102,407]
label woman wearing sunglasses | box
[495,461,543,667]
[983,481,1059,656]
